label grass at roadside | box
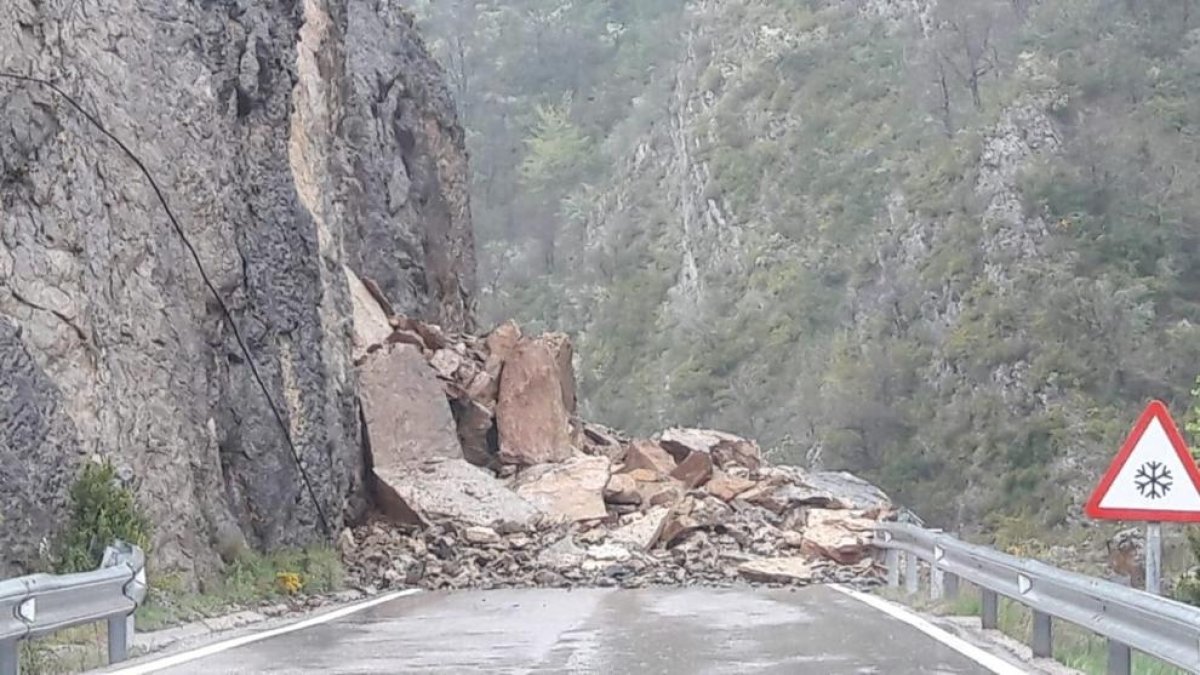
[136,546,343,630]
[17,547,343,675]
[883,586,1184,675]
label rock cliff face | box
[0,0,474,579]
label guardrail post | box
[1106,640,1131,675]
[980,589,998,630]
[0,639,17,675]
[107,614,131,664]
[1031,610,1052,658]
[930,565,944,601]
[942,572,959,600]
[904,553,919,596]
[885,549,900,588]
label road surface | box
[127,586,1005,674]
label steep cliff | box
[0,0,474,579]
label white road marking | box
[108,589,423,675]
[828,584,1029,675]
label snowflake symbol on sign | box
[1134,461,1173,499]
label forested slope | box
[414,0,1200,536]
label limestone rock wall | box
[0,0,474,579]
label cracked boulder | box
[374,458,543,529]
[514,455,611,522]
[359,343,463,469]
[496,337,575,465]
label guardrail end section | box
[102,541,148,606]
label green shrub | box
[55,460,151,573]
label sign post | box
[1145,522,1162,595]
[1085,400,1200,594]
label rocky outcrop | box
[0,0,473,579]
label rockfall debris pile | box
[338,269,896,591]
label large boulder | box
[660,495,732,547]
[374,459,542,529]
[345,266,394,361]
[737,557,815,584]
[621,440,676,476]
[773,471,892,515]
[800,509,876,564]
[706,470,756,502]
[659,428,762,470]
[604,473,643,505]
[360,344,463,469]
[514,455,610,522]
[609,507,671,551]
[496,337,575,465]
[670,451,714,489]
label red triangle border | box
[1085,400,1200,522]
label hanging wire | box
[0,72,333,536]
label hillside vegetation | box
[414,0,1200,537]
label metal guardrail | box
[0,542,147,675]
[876,522,1200,675]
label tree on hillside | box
[935,2,1000,110]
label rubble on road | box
[341,299,896,593]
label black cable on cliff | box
[0,72,333,537]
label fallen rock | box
[604,473,643,505]
[801,509,876,564]
[485,320,522,360]
[466,371,496,403]
[344,266,394,361]
[587,542,633,562]
[387,328,427,350]
[538,536,586,569]
[737,557,815,584]
[497,338,575,465]
[670,451,714,489]
[780,530,806,549]
[413,321,450,351]
[622,440,676,476]
[514,455,611,522]
[660,495,732,547]
[609,507,670,551]
[774,470,892,515]
[360,344,463,469]
[464,526,501,546]
[706,470,756,502]
[430,349,465,380]
[450,398,496,468]
[374,459,542,529]
[642,480,687,508]
[583,423,624,450]
[659,428,762,470]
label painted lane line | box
[108,589,423,675]
[828,584,1027,675]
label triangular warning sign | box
[1086,400,1200,522]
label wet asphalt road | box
[153,586,992,674]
